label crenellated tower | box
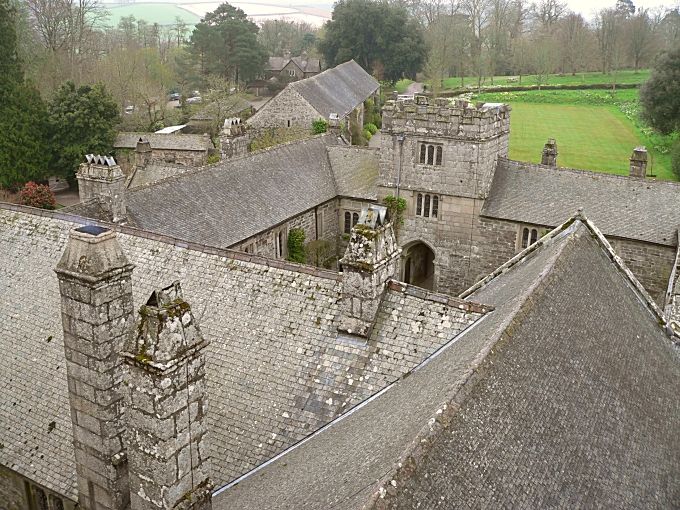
[378,97,510,294]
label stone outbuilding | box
[247,60,379,135]
[265,50,321,81]
[113,132,214,173]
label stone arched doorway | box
[402,242,435,290]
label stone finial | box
[122,282,212,510]
[630,146,648,178]
[77,154,127,223]
[541,139,558,166]
[338,204,401,337]
[55,226,134,510]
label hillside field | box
[474,89,675,181]
[103,3,199,27]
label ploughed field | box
[474,89,675,181]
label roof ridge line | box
[127,133,340,194]
[387,280,492,314]
[0,203,342,282]
[504,157,680,187]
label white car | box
[186,96,202,104]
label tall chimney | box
[134,138,152,170]
[121,282,213,510]
[541,138,558,166]
[54,226,133,510]
[629,146,648,178]
[77,155,127,223]
[338,204,401,337]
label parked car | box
[186,96,202,104]
[124,105,135,114]
[168,92,181,101]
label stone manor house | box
[0,95,679,509]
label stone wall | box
[0,464,77,510]
[609,238,675,305]
[232,199,339,261]
[475,217,675,306]
[247,87,322,131]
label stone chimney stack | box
[339,205,401,337]
[134,138,152,169]
[283,49,291,60]
[77,155,127,223]
[121,282,212,510]
[629,146,648,178]
[220,118,248,159]
[541,138,558,166]
[55,225,133,510]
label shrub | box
[287,228,306,263]
[312,119,328,134]
[672,141,680,180]
[206,153,220,164]
[382,194,406,237]
[364,123,378,135]
[19,181,56,210]
[363,128,373,141]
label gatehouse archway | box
[401,241,435,290]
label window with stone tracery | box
[416,193,439,218]
[418,142,443,166]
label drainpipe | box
[396,134,404,199]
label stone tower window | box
[520,226,539,249]
[416,193,439,218]
[275,230,286,258]
[344,211,360,233]
[418,142,443,166]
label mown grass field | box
[474,89,676,180]
[441,69,650,90]
[103,3,199,27]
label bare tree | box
[557,12,589,75]
[532,0,566,29]
[627,9,653,71]
[460,0,490,88]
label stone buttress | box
[121,282,212,510]
[55,225,133,510]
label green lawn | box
[496,102,673,180]
[441,69,650,90]
[102,3,199,27]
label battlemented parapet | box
[220,118,249,159]
[381,98,510,142]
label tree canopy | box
[47,81,119,182]
[190,3,268,84]
[318,0,426,82]
[640,46,680,135]
[0,0,50,190]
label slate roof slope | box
[0,204,484,499]
[214,216,680,510]
[114,132,213,151]
[290,60,379,118]
[327,146,379,200]
[483,158,680,246]
[126,162,191,188]
[120,134,341,247]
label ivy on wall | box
[287,228,306,263]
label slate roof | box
[214,215,680,510]
[327,146,379,200]
[483,158,680,246]
[266,55,321,73]
[121,135,341,247]
[0,204,486,500]
[289,60,379,118]
[114,132,213,151]
[126,162,191,188]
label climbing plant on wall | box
[382,194,406,238]
[287,228,306,263]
